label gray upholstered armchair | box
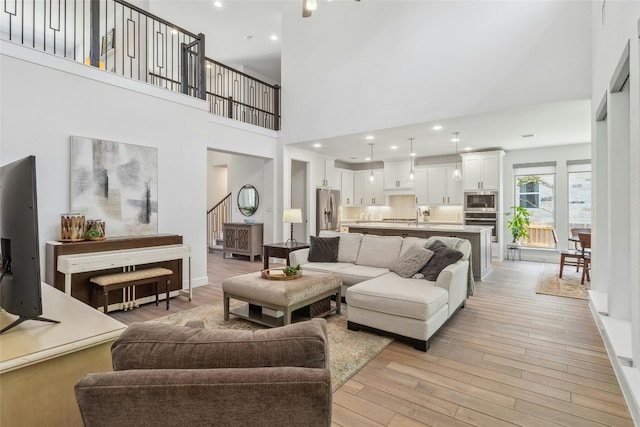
[74,319,332,427]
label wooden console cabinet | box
[46,234,183,308]
[223,223,263,261]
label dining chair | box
[557,228,589,278]
[579,232,591,284]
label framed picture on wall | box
[101,29,115,56]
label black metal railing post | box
[227,96,234,119]
[89,0,100,67]
[180,41,188,95]
[197,33,206,100]
[274,84,281,131]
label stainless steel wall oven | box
[464,212,498,242]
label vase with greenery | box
[505,205,531,244]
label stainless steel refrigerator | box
[316,188,341,234]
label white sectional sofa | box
[289,231,472,351]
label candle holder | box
[60,214,85,242]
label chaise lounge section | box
[290,232,473,351]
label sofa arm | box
[112,318,328,371]
[75,367,331,427]
[290,248,310,266]
[435,260,468,314]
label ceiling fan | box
[303,0,360,18]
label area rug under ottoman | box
[145,302,393,391]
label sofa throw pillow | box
[308,236,340,262]
[390,246,434,278]
[419,240,464,281]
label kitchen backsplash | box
[341,195,463,223]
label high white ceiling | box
[140,0,593,163]
[298,99,591,163]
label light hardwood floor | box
[111,252,634,427]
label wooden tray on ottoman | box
[261,269,301,280]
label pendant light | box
[408,138,415,181]
[452,132,462,182]
[369,143,375,182]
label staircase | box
[207,193,232,252]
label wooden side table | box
[263,242,309,270]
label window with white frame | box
[567,161,592,232]
[513,163,556,248]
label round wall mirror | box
[238,185,259,217]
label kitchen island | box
[345,222,492,280]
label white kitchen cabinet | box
[354,170,384,205]
[413,168,428,205]
[460,151,504,191]
[339,170,354,205]
[316,158,338,188]
[383,160,413,190]
[426,164,462,205]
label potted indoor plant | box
[505,205,531,244]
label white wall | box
[502,143,591,262]
[280,1,591,143]
[0,41,278,289]
[590,2,640,423]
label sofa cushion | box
[333,264,390,286]
[425,236,471,261]
[390,246,434,278]
[399,237,430,257]
[419,240,464,281]
[112,320,329,370]
[346,272,448,321]
[356,235,403,268]
[320,230,362,263]
[308,235,340,262]
[300,262,354,275]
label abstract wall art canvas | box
[70,136,158,236]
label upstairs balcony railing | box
[1,0,280,130]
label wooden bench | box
[90,267,173,313]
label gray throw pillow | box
[308,236,340,262]
[419,240,464,281]
[390,246,434,278]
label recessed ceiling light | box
[464,147,472,151]
[390,145,398,150]
[365,135,374,140]
[365,157,371,161]
[313,143,322,148]
[213,1,223,7]
[410,152,416,157]
[432,125,443,131]
[270,34,278,41]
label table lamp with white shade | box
[283,208,303,247]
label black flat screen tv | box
[0,155,58,334]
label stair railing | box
[1,0,280,130]
[207,192,232,248]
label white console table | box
[0,284,126,426]
[57,244,193,301]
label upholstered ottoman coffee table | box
[223,271,341,327]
